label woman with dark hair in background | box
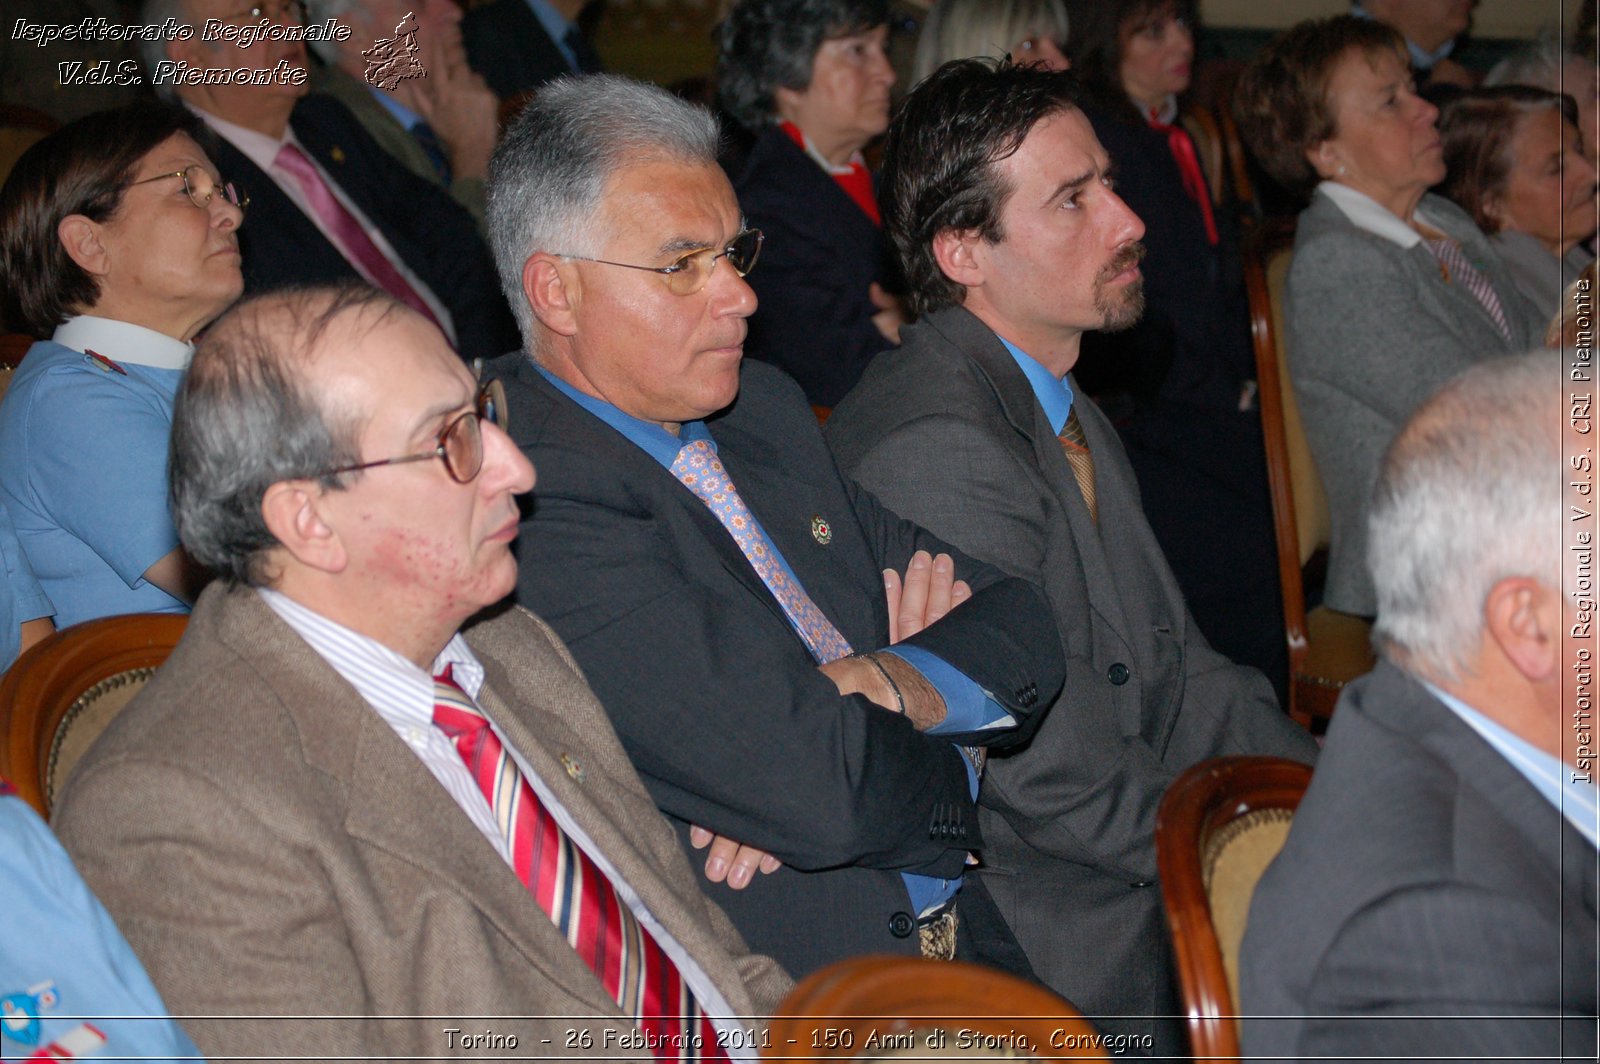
[0,102,244,627]
[717,0,901,408]
[1233,16,1541,620]
[1064,0,1287,696]
[1437,87,1597,322]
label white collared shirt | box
[255,589,753,1057]
[1315,180,1454,249]
[51,316,193,370]
[190,106,456,342]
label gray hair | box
[1485,27,1575,91]
[140,0,200,102]
[1368,350,1563,682]
[171,283,401,586]
[304,0,361,65]
[485,74,721,354]
[911,0,1070,85]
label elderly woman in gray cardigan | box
[1235,15,1542,619]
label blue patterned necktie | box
[670,439,853,664]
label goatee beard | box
[1094,242,1147,333]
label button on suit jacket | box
[53,585,790,1060]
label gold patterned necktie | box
[1057,407,1098,523]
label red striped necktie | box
[432,666,728,1061]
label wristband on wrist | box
[857,651,906,716]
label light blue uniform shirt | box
[1425,681,1600,850]
[538,368,1006,914]
[0,787,201,1062]
[0,318,190,628]
[0,498,52,670]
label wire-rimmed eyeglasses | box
[130,165,249,212]
[318,379,508,484]
[556,228,764,296]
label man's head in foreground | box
[487,74,763,433]
[170,283,535,665]
[1369,348,1569,760]
[880,58,1146,372]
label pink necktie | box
[272,142,442,330]
[670,439,854,664]
[432,667,727,1061]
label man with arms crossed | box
[53,284,788,1061]
[825,59,1317,1053]
[485,75,1066,978]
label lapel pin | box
[330,145,346,164]
[811,515,832,545]
[560,752,583,781]
[84,349,127,375]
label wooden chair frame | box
[1156,756,1314,1062]
[766,956,1106,1059]
[0,613,187,815]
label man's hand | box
[411,69,498,180]
[688,826,781,889]
[869,282,908,345]
[885,549,971,644]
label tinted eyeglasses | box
[557,228,763,296]
[320,379,508,484]
[131,165,249,212]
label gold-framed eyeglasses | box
[131,165,249,212]
[557,228,764,296]
[319,380,508,484]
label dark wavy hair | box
[881,57,1084,316]
[1065,0,1198,123]
[0,102,205,336]
[716,0,889,131]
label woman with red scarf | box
[717,0,903,408]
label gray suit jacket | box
[312,65,487,231]
[1241,660,1598,1061]
[53,585,789,1061]
[1286,192,1543,615]
[826,306,1317,1054]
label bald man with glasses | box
[483,75,1066,979]
[52,283,790,1061]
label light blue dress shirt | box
[0,321,189,628]
[997,334,1076,432]
[0,788,201,1062]
[537,367,1005,913]
[1424,682,1600,851]
[367,83,424,132]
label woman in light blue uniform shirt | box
[0,102,244,628]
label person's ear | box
[931,227,987,291]
[1308,139,1345,182]
[260,480,348,575]
[523,254,579,338]
[57,215,110,277]
[1483,576,1560,684]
